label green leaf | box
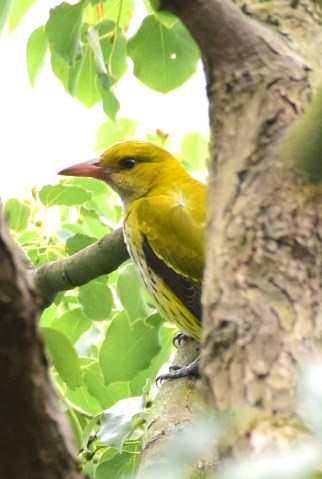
[83,362,132,409]
[180,132,208,171]
[87,20,128,85]
[95,118,137,152]
[96,20,127,81]
[64,177,109,195]
[46,1,84,66]
[117,263,152,321]
[104,382,132,408]
[51,49,94,102]
[95,450,140,479]
[101,88,120,120]
[66,384,102,415]
[50,50,71,91]
[40,304,59,327]
[128,15,200,93]
[27,26,48,87]
[78,279,114,321]
[51,308,92,344]
[99,312,161,383]
[30,244,62,266]
[87,25,108,77]
[144,0,178,27]
[39,184,91,207]
[66,234,96,255]
[89,193,122,225]
[5,198,30,232]
[0,0,13,37]
[110,33,127,81]
[70,45,101,107]
[79,206,110,238]
[42,327,82,389]
[50,18,127,108]
[8,0,37,32]
[52,45,100,106]
[18,230,40,246]
[97,396,145,450]
[130,320,173,394]
[82,364,108,407]
[65,409,84,449]
[102,0,135,28]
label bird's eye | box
[120,158,137,170]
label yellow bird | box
[59,140,206,379]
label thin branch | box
[33,227,129,306]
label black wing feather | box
[142,236,202,322]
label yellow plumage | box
[59,140,206,341]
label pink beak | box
[58,159,113,181]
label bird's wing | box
[142,235,202,321]
[135,193,205,282]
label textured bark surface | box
[234,0,322,82]
[137,339,217,478]
[163,0,322,461]
[0,209,83,479]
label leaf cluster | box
[1,0,200,119]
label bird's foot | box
[172,331,189,348]
[156,357,200,384]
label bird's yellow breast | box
[123,193,203,340]
[124,225,201,339]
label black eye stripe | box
[120,158,137,169]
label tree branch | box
[34,227,129,306]
[0,208,83,479]
[137,339,216,478]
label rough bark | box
[234,0,322,83]
[163,0,322,462]
[137,339,217,478]
[0,208,83,479]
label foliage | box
[4,129,207,478]
[1,0,200,118]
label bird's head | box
[58,140,180,203]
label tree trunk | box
[0,208,83,479]
[136,339,208,478]
[163,0,322,462]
